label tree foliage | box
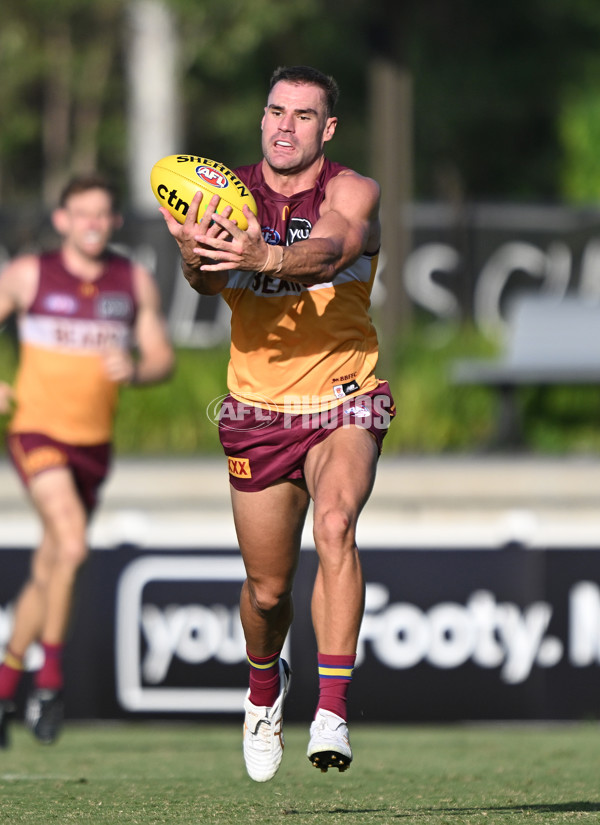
[2,0,600,207]
[399,0,600,202]
[0,0,127,205]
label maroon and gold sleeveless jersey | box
[225,158,380,413]
[10,251,137,445]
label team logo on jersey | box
[96,293,133,320]
[287,217,312,245]
[44,293,78,315]
[79,283,98,299]
[262,227,281,245]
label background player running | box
[0,174,174,747]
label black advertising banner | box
[2,546,600,722]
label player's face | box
[261,80,337,175]
[53,189,121,260]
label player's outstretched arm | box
[197,170,380,285]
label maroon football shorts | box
[219,381,396,492]
[6,432,112,515]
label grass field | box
[1,722,599,823]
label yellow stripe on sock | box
[4,652,24,671]
[318,666,353,679]
[247,655,280,671]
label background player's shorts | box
[6,432,112,515]
[219,381,396,492]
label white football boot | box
[243,658,291,782]
[307,708,353,772]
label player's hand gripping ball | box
[150,154,258,230]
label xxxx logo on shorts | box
[227,456,251,479]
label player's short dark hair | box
[269,66,340,118]
[58,174,120,212]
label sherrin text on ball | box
[150,154,257,229]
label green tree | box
[0,0,320,206]
[559,75,600,204]
[0,0,126,206]
[3,0,600,206]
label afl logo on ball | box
[195,166,229,189]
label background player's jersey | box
[10,251,137,444]
[224,158,380,413]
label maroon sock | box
[0,648,24,701]
[247,649,281,708]
[34,642,65,692]
[316,653,356,721]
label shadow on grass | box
[280,801,600,817]
[279,810,387,817]
[392,801,600,817]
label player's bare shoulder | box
[321,168,381,253]
[322,168,380,220]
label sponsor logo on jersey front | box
[287,217,312,245]
[96,293,133,320]
[251,273,303,295]
[21,315,131,351]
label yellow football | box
[150,154,257,229]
